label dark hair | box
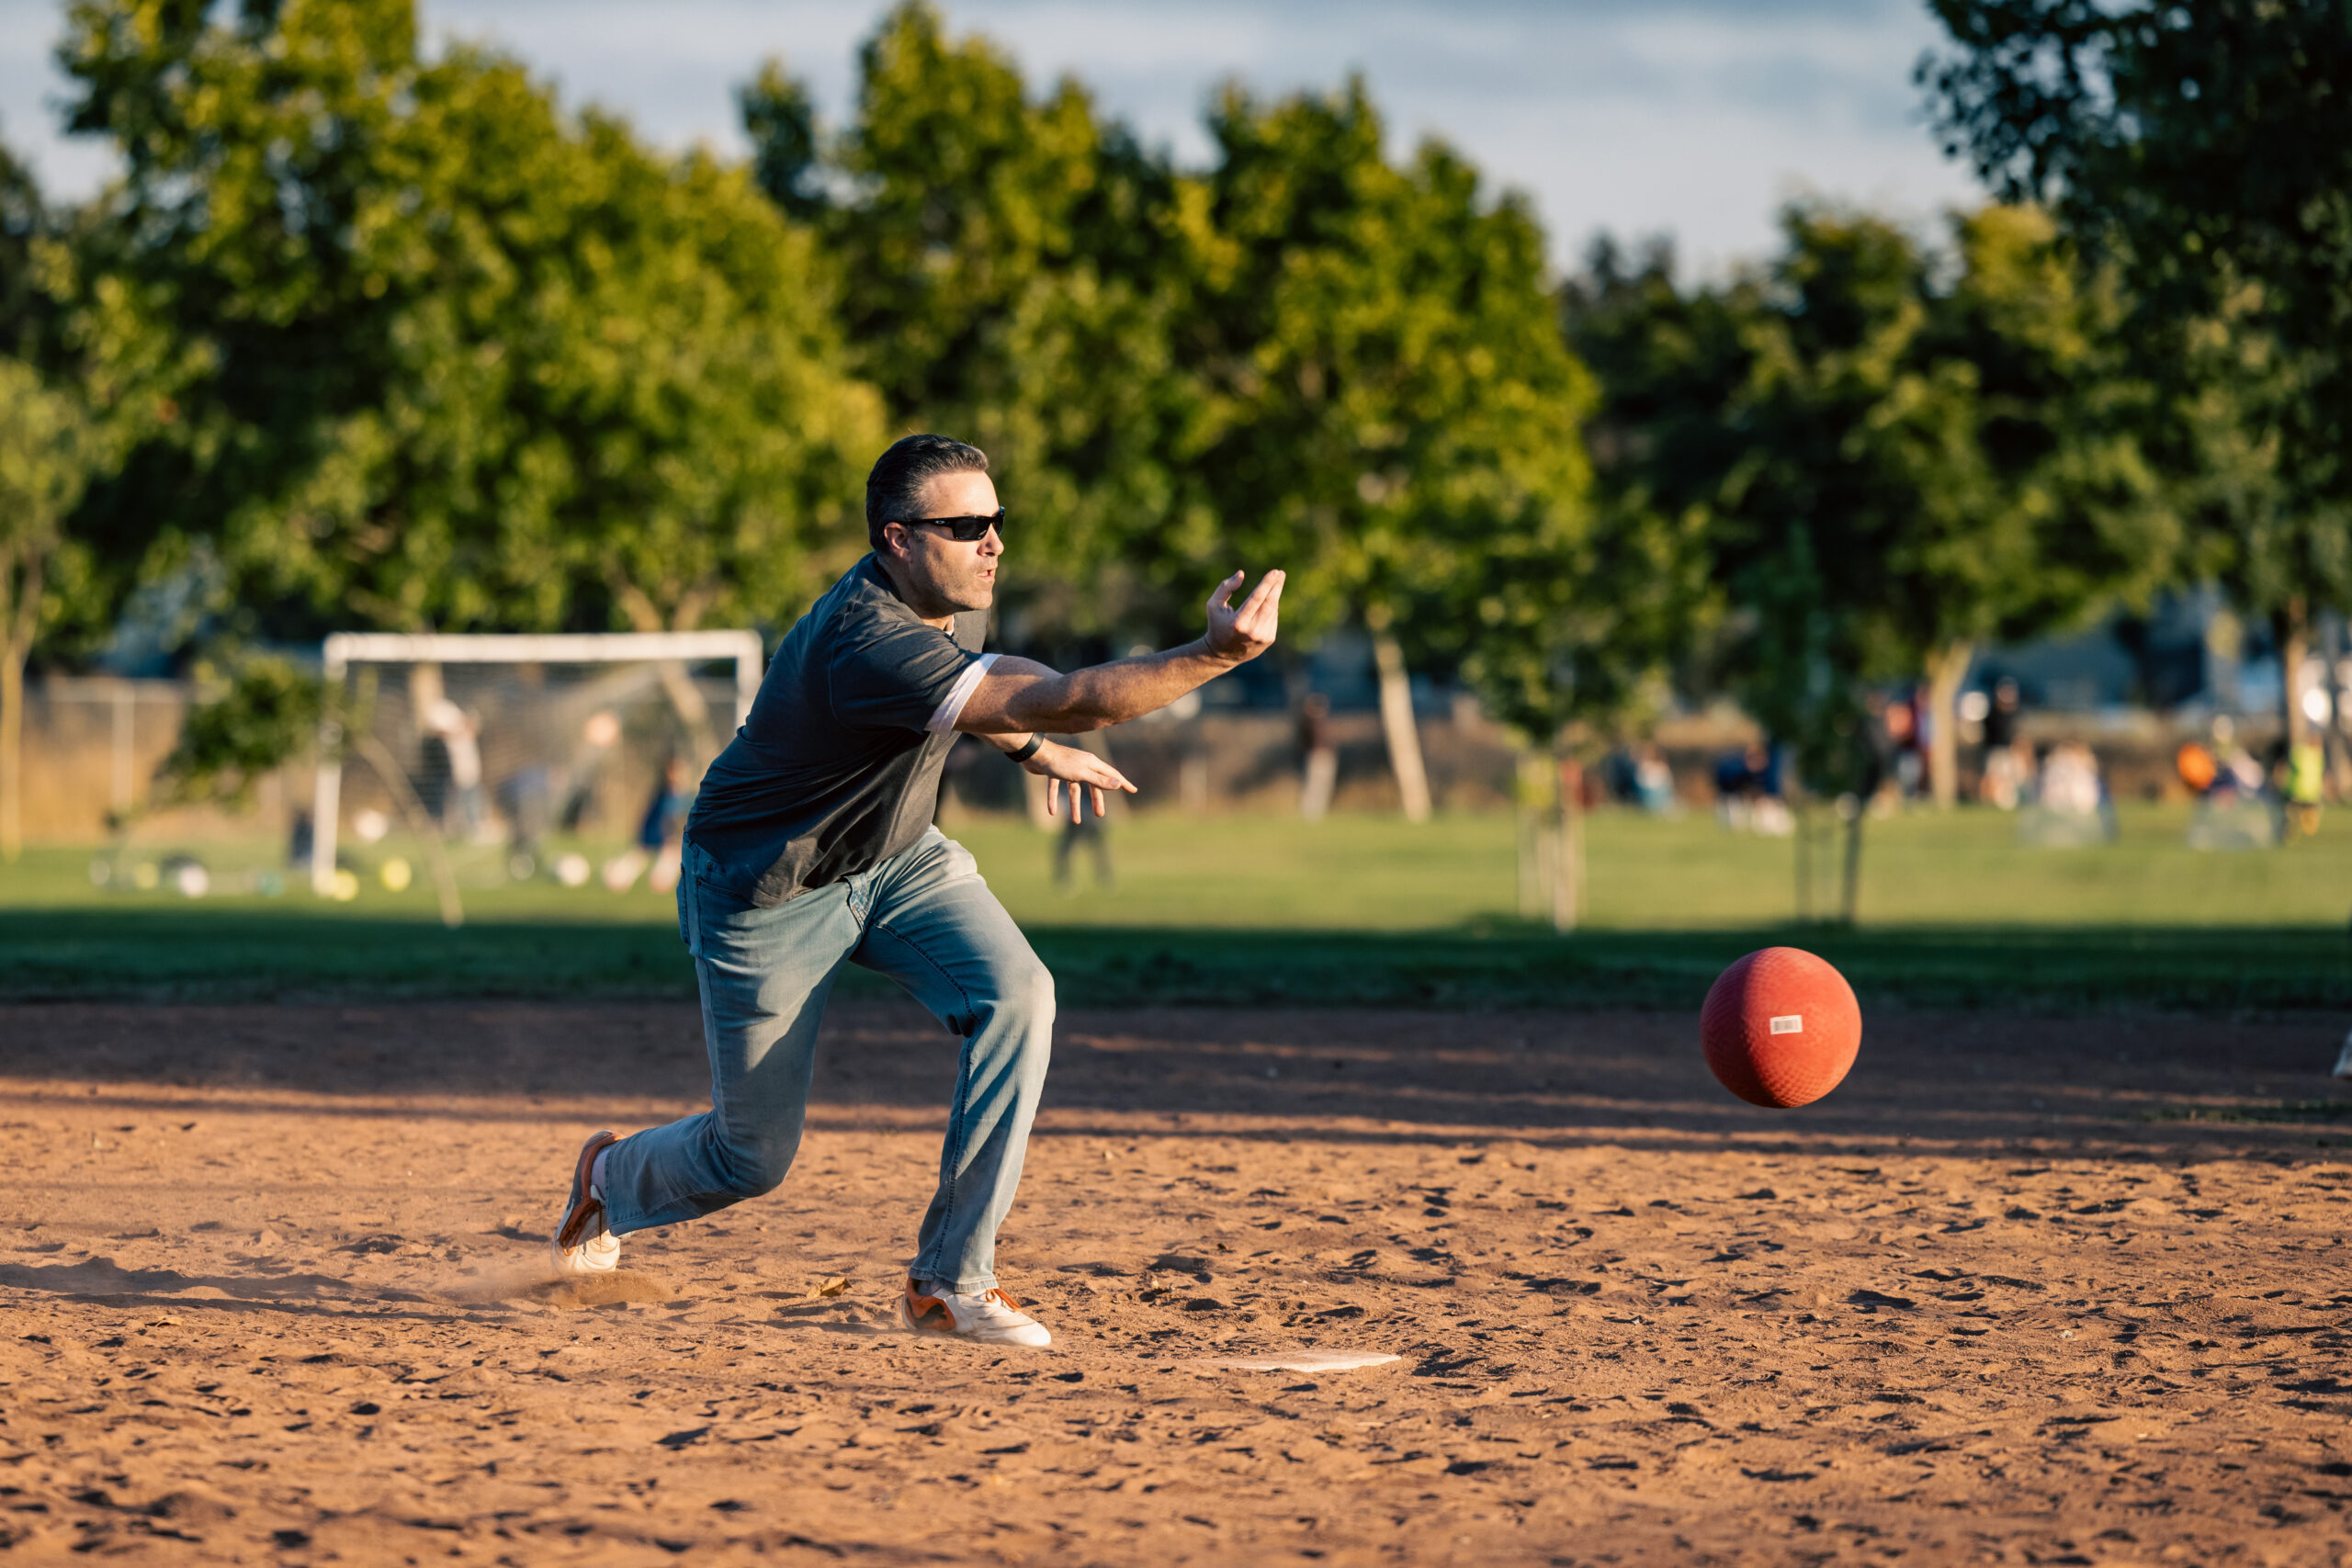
[865,434,989,549]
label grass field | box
[4,803,2349,1010]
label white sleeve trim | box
[925,651,999,734]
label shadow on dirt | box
[2,998,2346,1161]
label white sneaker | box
[550,1130,621,1275]
[2335,1031,2352,1079]
[898,1276,1052,1347]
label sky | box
[0,0,1988,277]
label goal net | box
[309,631,763,903]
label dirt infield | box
[2,999,2348,1565]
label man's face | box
[881,469,1002,615]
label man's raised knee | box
[1005,958,1055,1030]
[713,1132,799,1199]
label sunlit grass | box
[6,799,2351,931]
[6,804,2350,1010]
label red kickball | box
[1700,947,1861,1109]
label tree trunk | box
[1793,801,1812,923]
[0,637,24,863]
[1515,752,1546,919]
[1839,801,1863,926]
[2279,596,2312,751]
[1925,638,1973,811]
[0,549,42,863]
[1553,756,1584,932]
[1370,628,1431,823]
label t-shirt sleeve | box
[828,622,998,734]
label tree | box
[0,357,95,860]
[750,4,1206,654]
[756,23,1612,821]
[1915,204,2174,802]
[56,0,880,696]
[1922,0,2352,751]
[1566,207,2167,916]
[1736,207,2169,837]
[1176,79,1599,819]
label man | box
[548,434,1283,1348]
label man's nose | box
[980,528,1004,556]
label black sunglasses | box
[889,507,1005,543]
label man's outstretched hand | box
[1022,740,1136,823]
[1204,570,1285,663]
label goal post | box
[310,629,765,897]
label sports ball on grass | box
[1700,947,1860,1108]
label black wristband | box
[1006,734,1044,763]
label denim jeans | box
[596,828,1054,1294]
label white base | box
[1190,1349,1401,1373]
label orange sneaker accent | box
[901,1277,953,1334]
[900,1279,1026,1328]
[556,1130,617,1250]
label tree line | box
[1,0,2346,865]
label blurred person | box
[1633,742,1677,814]
[603,754,694,892]
[2188,718,2281,850]
[1742,740,1794,837]
[2210,717,2266,800]
[499,764,552,878]
[1600,746,1642,804]
[1864,691,1903,810]
[1981,678,2022,751]
[2175,739,2219,795]
[2286,738,2325,839]
[1296,692,1337,821]
[2038,740,2103,817]
[2024,739,2118,844]
[1713,746,1757,830]
[1978,679,2030,809]
[1052,735,1115,888]
[644,755,694,892]
[1882,692,1922,799]
[560,709,623,832]
[546,434,1283,1350]
[423,696,487,840]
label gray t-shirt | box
[685,556,993,907]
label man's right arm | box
[955,569,1285,735]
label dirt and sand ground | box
[2,998,2349,1565]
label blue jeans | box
[596,829,1054,1294]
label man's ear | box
[878,522,909,561]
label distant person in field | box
[1053,732,1116,888]
[1978,678,2029,809]
[548,434,1284,1348]
[1296,692,1337,821]
[1633,742,1677,814]
[600,753,694,894]
[422,696,486,840]
[2038,740,2109,825]
[2285,738,2326,839]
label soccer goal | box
[309,630,764,905]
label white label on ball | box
[1769,1014,1804,1034]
